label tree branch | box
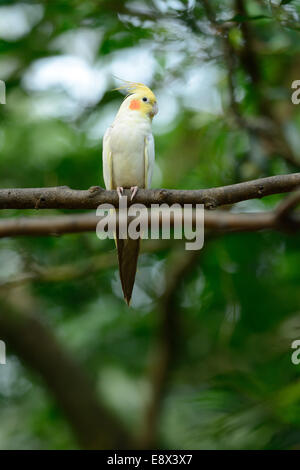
[0,209,299,239]
[275,188,300,231]
[276,188,300,220]
[0,240,170,290]
[0,293,131,449]
[0,174,300,210]
[233,0,300,169]
[202,0,300,169]
[140,248,203,448]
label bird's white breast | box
[109,116,151,189]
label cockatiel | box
[102,82,158,305]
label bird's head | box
[116,81,158,120]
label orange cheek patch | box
[129,99,141,110]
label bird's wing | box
[102,124,139,306]
[144,133,155,189]
[102,126,113,189]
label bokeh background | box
[0,0,300,450]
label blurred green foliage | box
[0,0,300,450]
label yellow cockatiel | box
[102,82,158,305]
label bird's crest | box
[113,78,154,99]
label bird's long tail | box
[116,234,140,306]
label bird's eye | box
[142,97,148,102]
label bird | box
[102,81,158,305]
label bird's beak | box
[152,102,158,116]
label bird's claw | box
[130,186,139,201]
[116,187,124,199]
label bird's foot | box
[116,186,124,199]
[130,186,139,201]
